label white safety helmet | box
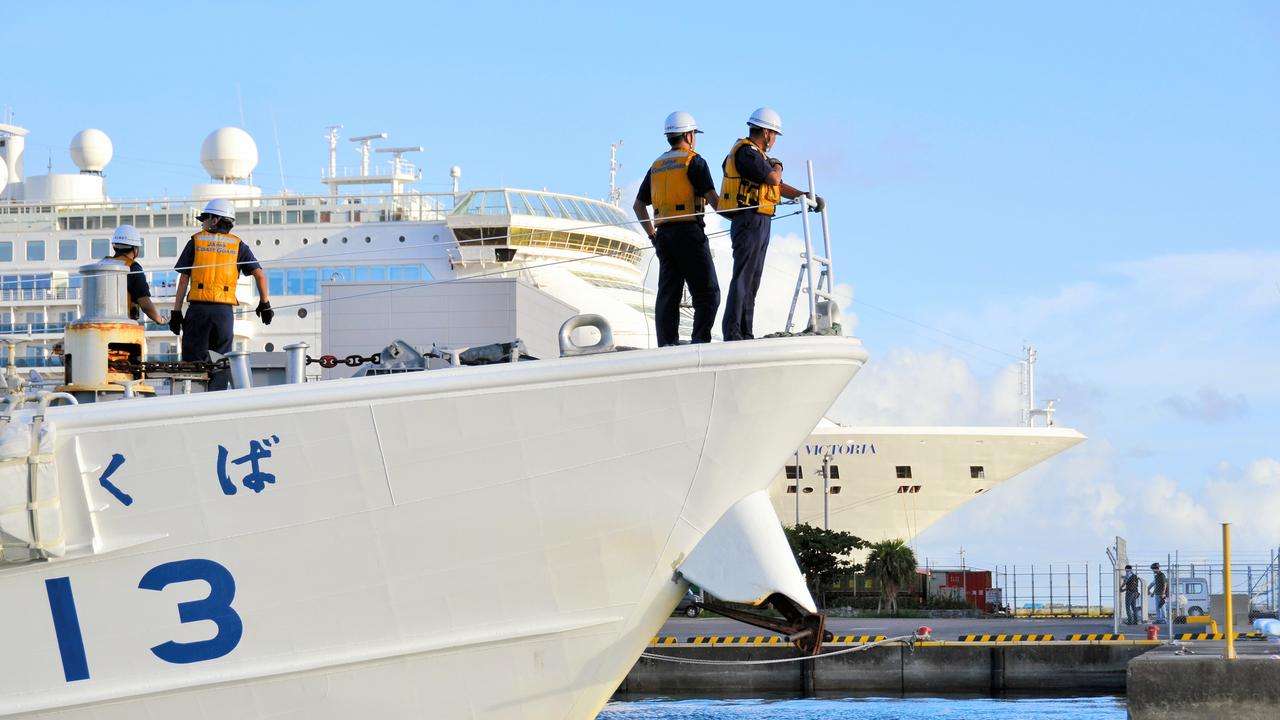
[663,111,703,135]
[110,224,143,249]
[200,198,236,221]
[747,107,783,134]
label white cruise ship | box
[771,419,1085,548]
[0,123,656,364]
[0,121,1082,549]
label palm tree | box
[865,539,917,613]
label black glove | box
[809,193,826,213]
[256,301,274,326]
[168,309,183,336]
[769,157,784,171]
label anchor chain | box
[108,357,231,374]
[305,353,382,369]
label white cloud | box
[1163,387,1249,423]
[827,348,1021,426]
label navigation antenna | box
[1020,345,1057,427]
[324,125,343,194]
[350,133,387,176]
[608,141,623,207]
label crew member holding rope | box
[170,198,273,391]
[633,111,720,346]
[719,107,823,341]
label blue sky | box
[7,2,1279,569]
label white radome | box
[0,160,7,195]
[69,129,113,173]
[200,127,259,181]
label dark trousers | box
[721,212,771,341]
[181,302,235,391]
[652,223,720,346]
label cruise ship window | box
[785,465,803,480]
[786,485,798,494]
[302,269,318,294]
[0,243,10,262]
[159,237,178,257]
[828,465,840,480]
[267,270,284,296]
[286,270,303,295]
[92,239,110,258]
[895,465,912,479]
[830,486,842,494]
[970,466,985,479]
[26,241,45,262]
[59,239,77,260]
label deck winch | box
[55,260,154,400]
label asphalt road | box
[659,615,1192,639]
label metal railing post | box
[1012,565,1017,614]
[1031,564,1036,615]
[798,165,819,331]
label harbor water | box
[601,696,1126,719]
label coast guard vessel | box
[0,260,869,718]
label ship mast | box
[608,141,623,207]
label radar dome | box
[200,127,258,181]
[70,129,114,173]
[0,161,7,195]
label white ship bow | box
[0,336,867,719]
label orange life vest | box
[649,148,704,225]
[187,232,242,305]
[719,138,779,216]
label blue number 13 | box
[138,559,244,664]
[45,558,243,682]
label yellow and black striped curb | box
[673,635,889,645]
[686,636,787,645]
[652,636,1162,646]
[830,635,888,644]
[1176,632,1266,640]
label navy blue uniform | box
[176,239,262,391]
[721,143,776,341]
[638,154,720,346]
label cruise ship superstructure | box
[0,123,657,366]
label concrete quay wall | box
[620,642,1154,695]
[1128,650,1280,720]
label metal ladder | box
[785,161,837,333]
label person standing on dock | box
[104,225,167,326]
[1149,562,1169,624]
[633,111,720,346]
[170,198,273,391]
[718,107,823,341]
[1122,565,1141,625]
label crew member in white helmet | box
[633,111,720,346]
[104,224,167,325]
[170,199,273,391]
[718,107,823,341]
